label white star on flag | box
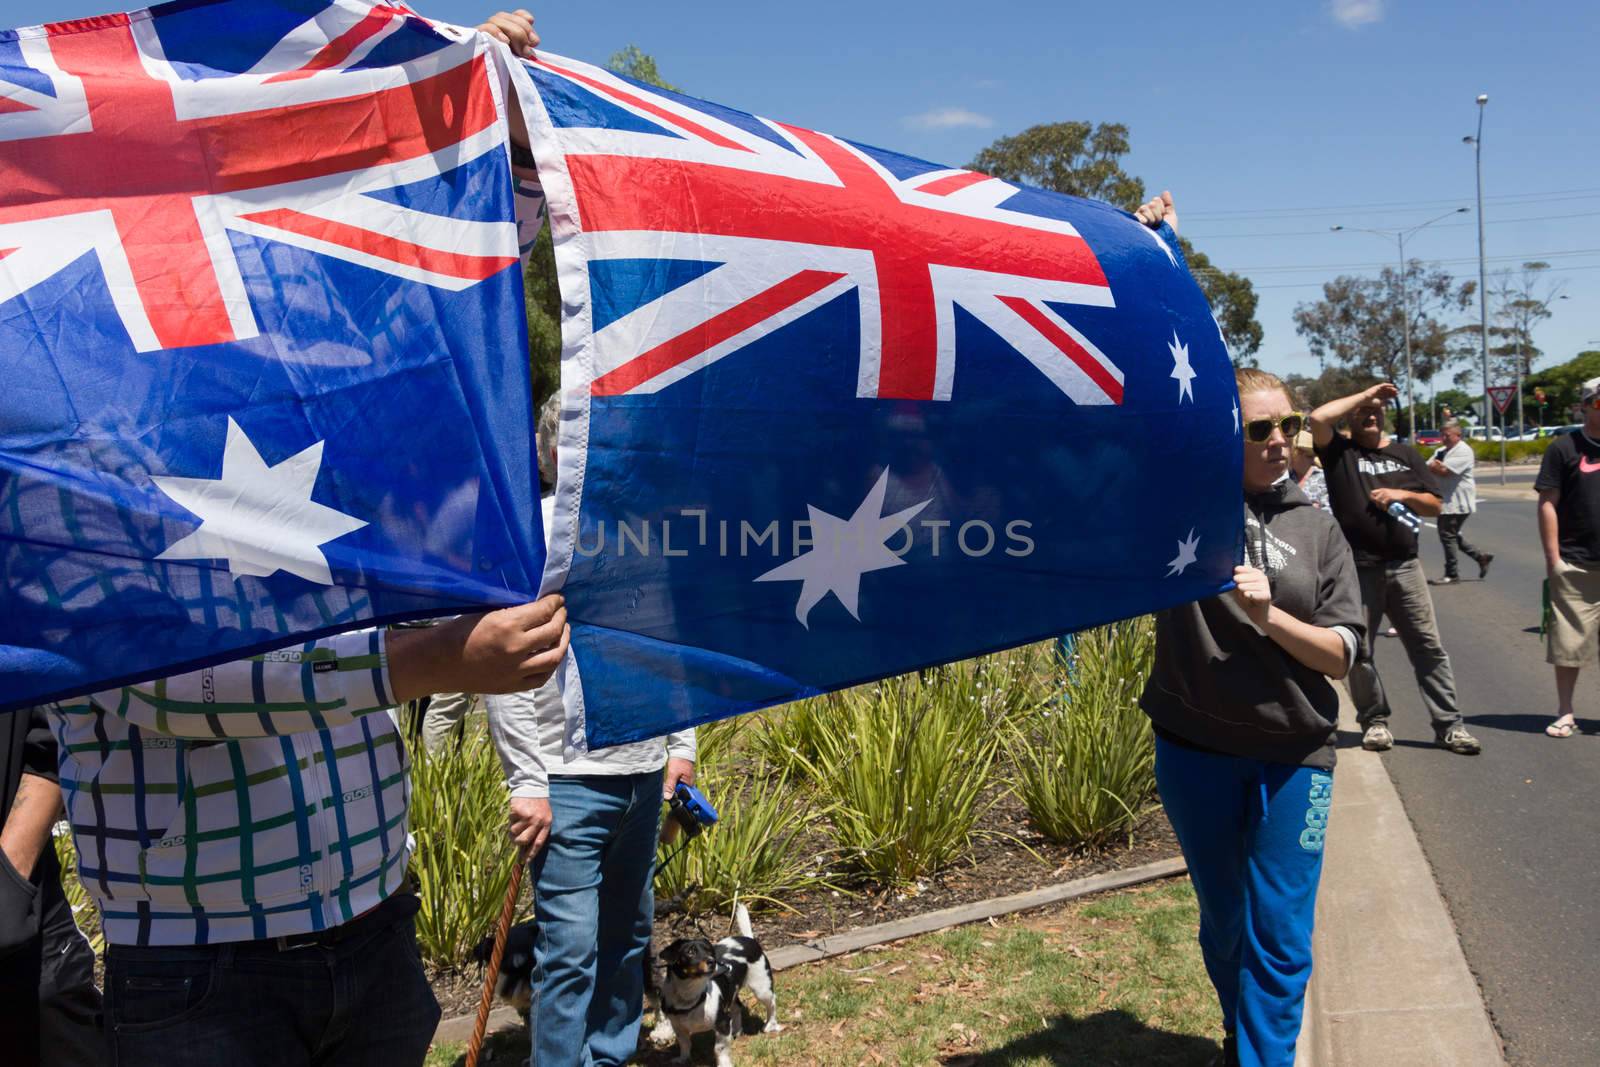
[755,469,931,628]
[153,418,367,586]
[1232,398,1240,434]
[1169,331,1196,404]
[1165,528,1201,577]
[1140,222,1179,267]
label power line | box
[1192,247,1600,276]
[1239,261,1600,291]
[1182,187,1600,221]
[1186,210,1600,241]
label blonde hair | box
[1234,366,1291,406]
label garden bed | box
[425,800,1180,1020]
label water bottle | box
[1387,500,1422,534]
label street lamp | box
[1331,206,1469,440]
[1463,94,1497,481]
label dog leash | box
[467,842,531,1067]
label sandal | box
[1546,715,1577,739]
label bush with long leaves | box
[407,724,527,968]
[1008,619,1158,849]
[793,660,1015,887]
[655,718,837,914]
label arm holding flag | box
[93,597,568,741]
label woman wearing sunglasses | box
[1141,367,1365,1067]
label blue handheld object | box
[674,782,719,827]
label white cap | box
[1581,376,1600,405]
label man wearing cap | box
[1427,419,1493,585]
[1536,376,1600,738]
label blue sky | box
[5,0,1597,388]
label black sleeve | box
[21,707,58,785]
[1534,437,1566,493]
[1401,445,1443,498]
[1315,434,1349,466]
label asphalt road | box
[1366,465,1599,1067]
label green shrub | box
[750,697,835,781]
[407,725,526,968]
[1468,436,1553,463]
[655,718,837,914]
[794,660,1015,886]
[1008,619,1158,849]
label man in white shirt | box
[487,396,695,1067]
[1427,419,1493,585]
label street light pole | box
[1330,206,1468,439]
[1464,94,1498,483]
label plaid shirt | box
[49,630,410,947]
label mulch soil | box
[426,790,1181,1021]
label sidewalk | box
[1295,688,1505,1066]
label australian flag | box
[0,1,544,711]
[511,55,1244,751]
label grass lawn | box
[429,876,1221,1067]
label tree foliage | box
[969,122,1263,365]
[969,122,1145,208]
[1528,350,1600,421]
[1291,262,1476,403]
[605,44,679,91]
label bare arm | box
[1309,382,1398,449]
[1367,486,1441,518]
[1,773,61,881]
[1538,489,1563,573]
[1264,608,1351,679]
[1233,566,1351,678]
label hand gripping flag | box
[510,55,1244,752]
[0,1,544,711]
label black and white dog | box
[472,921,671,1033]
[656,904,780,1067]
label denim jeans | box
[103,891,439,1067]
[1156,738,1330,1067]
[1349,559,1463,731]
[531,771,662,1067]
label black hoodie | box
[1140,479,1364,770]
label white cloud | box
[903,107,994,131]
[1330,0,1383,28]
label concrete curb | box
[430,855,1189,1046]
[766,855,1188,971]
[1295,687,1506,1066]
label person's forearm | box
[1262,608,1350,678]
[1310,391,1370,437]
[1538,499,1562,569]
[0,773,61,880]
[1403,491,1442,518]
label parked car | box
[1414,428,1443,447]
[1467,426,1505,442]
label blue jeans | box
[1155,737,1331,1067]
[102,891,439,1067]
[531,771,662,1067]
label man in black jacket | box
[1310,383,1483,755]
[0,707,102,1066]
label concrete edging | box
[430,854,1190,1046]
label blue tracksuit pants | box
[1155,736,1333,1067]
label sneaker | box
[1362,723,1394,751]
[1429,575,1460,586]
[1477,554,1494,580]
[1437,724,1482,755]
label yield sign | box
[1488,385,1517,414]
